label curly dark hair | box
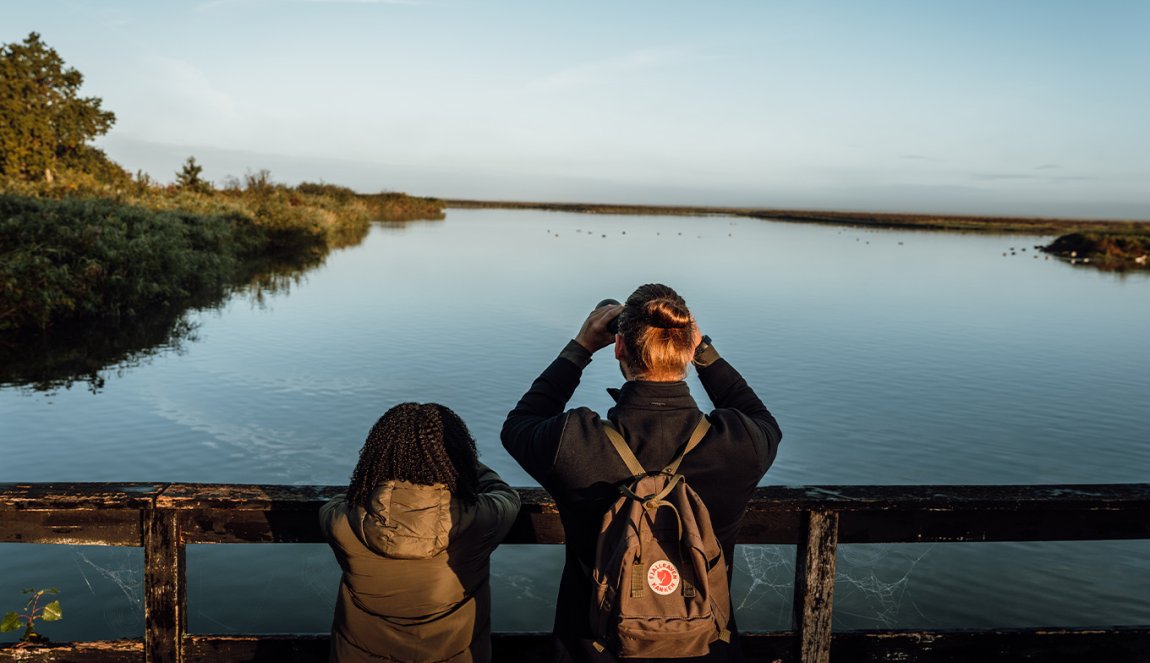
[347,402,481,508]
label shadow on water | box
[0,253,323,394]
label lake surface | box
[2,209,1148,640]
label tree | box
[0,33,116,181]
[175,156,210,192]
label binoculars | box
[596,298,621,335]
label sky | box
[3,0,1148,218]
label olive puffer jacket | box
[320,463,520,663]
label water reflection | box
[0,246,325,393]
[0,216,443,392]
[0,305,200,393]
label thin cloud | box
[532,50,680,91]
[972,173,1035,181]
[198,0,421,10]
[971,172,1093,183]
[1034,164,1061,170]
[900,154,943,162]
[292,0,424,4]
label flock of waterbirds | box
[538,221,1055,262]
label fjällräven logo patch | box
[647,560,680,595]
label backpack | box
[590,416,732,659]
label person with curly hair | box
[502,283,782,662]
[321,402,520,663]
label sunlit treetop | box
[0,32,116,182]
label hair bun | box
[643,298,692,329]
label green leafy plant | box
[1,588,62,643]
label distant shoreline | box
[443,198,1150,235]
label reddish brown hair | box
[618,283,695,381]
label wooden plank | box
[734,508,803,544]
[0,509,142,545]
[154,482,1150,512]
[161,483,334,543]
[185,635,327,663]
[837,508,1150,544]
[504,488,564,545]
[179,509,324,544]
[3,484,1149,547]
[748,484,1150,512]
[829,626,1150,662]
[2,483,1148,541]
[170,487,565,544]
[155,483,340,510]
[6,482,1149,512]
[792,510,839,663]
[4,497,1146,547]
[11,629,1149,663]
[144,510,185,663]
[0,640,142,662]
[179,633,795,663]
[0,483,165,510]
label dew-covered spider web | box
[732,543,935,630]
[72,548,144,635]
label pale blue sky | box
[4,0,1148,217]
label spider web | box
[73,549,144,634]
[733,543,935,629]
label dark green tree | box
[0,33,116,181]
[175,156,210,192]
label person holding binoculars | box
[502,283,783,662]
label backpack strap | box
[603,417,711,478]
[664,416,711,475]
[602,421,646,478]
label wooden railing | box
[2,483,1149,662]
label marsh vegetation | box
[0,32,443,388]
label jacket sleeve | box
[473,462,521,548]
[695,342,783,474]
[318,494,349,541]
[500,340,591,483]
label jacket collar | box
[608,380,698,411]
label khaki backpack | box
[590,417,732,659]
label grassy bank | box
[1,171,448,336]
[363,192,446,221]
[0,194,296,334]
[295,183,446,223]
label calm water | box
[2,209,1148,640]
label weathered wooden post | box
[144,508,186,663]
[792,509,839,663]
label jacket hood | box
[350,480,453,559]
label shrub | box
[363,192,445,221]
[0,195,243,332]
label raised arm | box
[694,336,783,472]
[500,340,590,481]
[501,303,622,481]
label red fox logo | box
[647,560,680,595]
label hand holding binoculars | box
[595,299,622,335]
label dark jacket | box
[501,340,782,662]
[320,463,520,663]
